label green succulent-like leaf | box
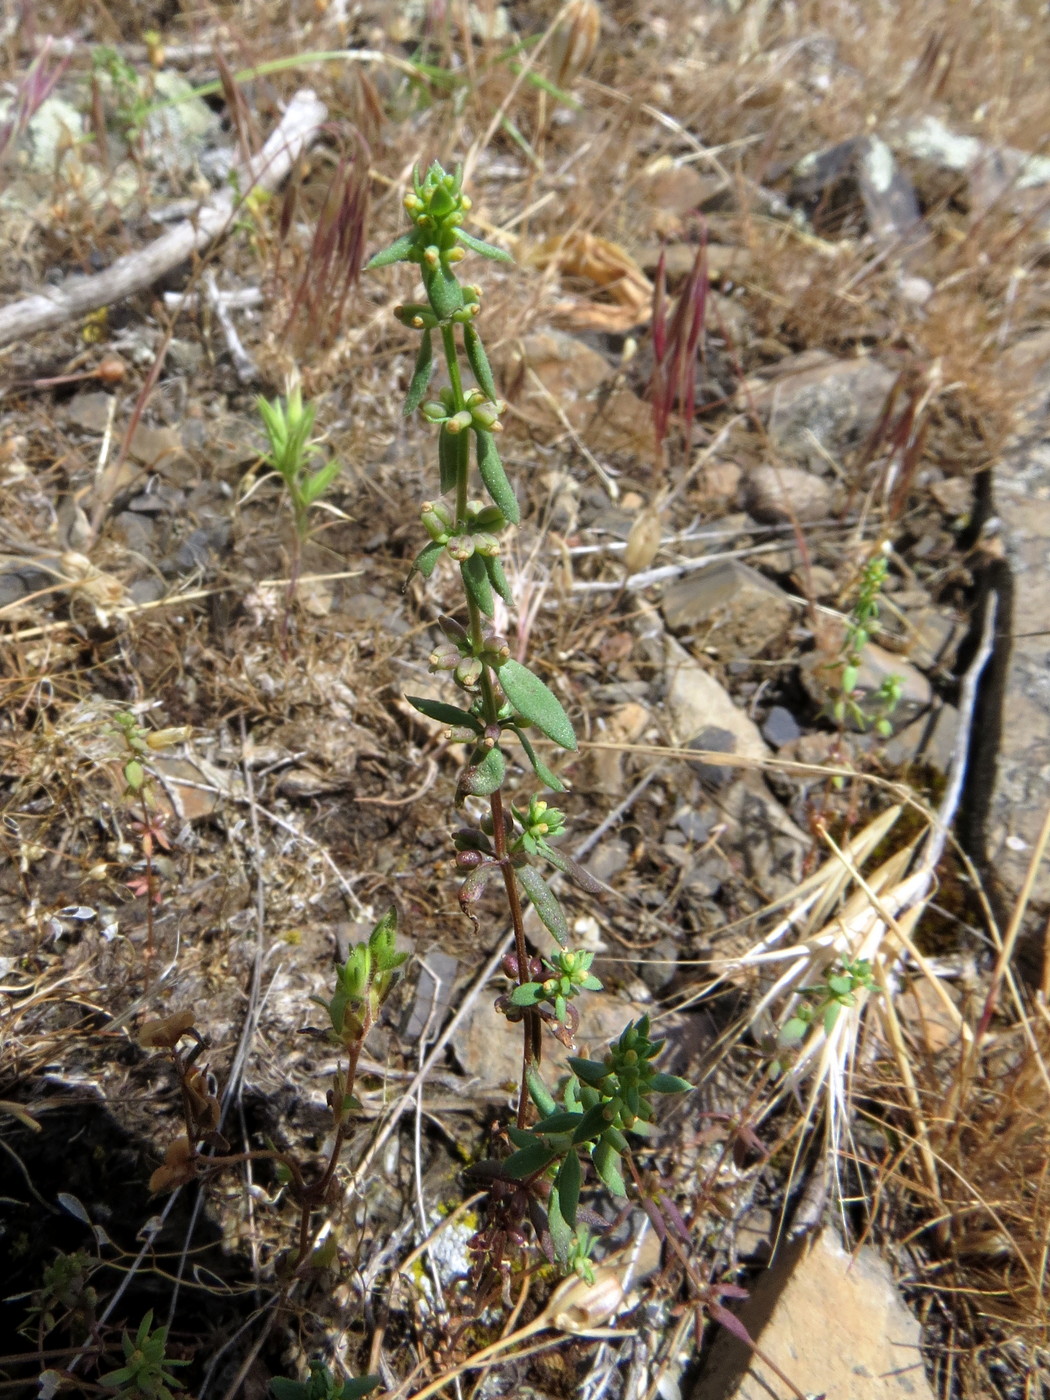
[570,1100,609,1145]
[460,744,506,796]
[592,1138,627,1197]
[526,1064,558,1117]
[406,696,483,731]
[461,552,495,617]
[464,323,498,399]
[553,1149,581,1228]
[475,429,520,524]
[567,1056,611,1088]
[498,659,576,750]
[515,864,569,947]
[366,232,418,268]
[404,330,435,415]
[503,1141,559,1179]
[533,1110,585,1136]
[546,1178,576,1265]
[453,227,513,262]
[412,539,446,580]
[483,552,515,605]
[511,725,566,793]
[649,1072,693,1095]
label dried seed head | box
[550,0,601,88]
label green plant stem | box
[442,321,538,1125]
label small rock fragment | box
[762,706,801,748]
[743,464,833,524]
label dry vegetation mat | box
[2,3,1050,1400]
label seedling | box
[99,1310,188,1400]
[256,382,342,610]
[829,547,902,738]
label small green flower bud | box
[429,643,462,672]
[446,247,466,263]
[421,400,447,424]
[421,501,453,541]
[424,245,440,267]
[124,759,145,792]
[445,411,473,435]
[454,657,483,688]
[472,532,500,557]
[446,534,475,561]
[470,399,505,431]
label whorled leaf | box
[459,744,506,796]
[511,725,566,793]
[461,552,495,617]
[411,539,445,580]
[406,695,482,731]
[403,330,434,415]
[464,322,498,399]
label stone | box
[692,1228,936,1400]
[762,706,801,748]
[904,606,962,676]
[897,975,962,1055]
[663,635,768,761]
[743,355,896,467]
[498,329,652,456]
[661,560,794,660]
[401,951,460,1043]
[453,991,652,1091]
[743,464,833,524]
[585,838,631,885]
[883,703,959,774]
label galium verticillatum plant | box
[367,161,691,1272]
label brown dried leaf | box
[139,1009,196,1049]
[529,232,652,332]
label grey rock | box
[638,936,679,993]
[664,635,768,760]
[661,560,794,660]
[585,838,630,884]
[402,951,460,1043]
[883,703,959,774]
[687,727,739,789]
[762,705,801,748]
[743,464,833,524]
[675,806,715,843]
[745,355,896,468]
[111,512,157,553]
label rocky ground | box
[2,4,1049,1400]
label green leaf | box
[511,726,566,792]
[301,459,341,504]
[464,323,498,399]
[536,840,603,893]
[503,1142,558,1179]
[404,330,435,415]
[454,227,514,262]
[570,1100,609,1144]
[592,1138,627,1197]
[567,1056,610,1088]
[547,1178,575,1265]
[483,552,515,605]
[475,429,520,524]
[439,423,468,494]
[367,232,417,268]
[406,696,482,731]
[554,1149,581,1227]
[461,552,495,617]
[460,744,506,796]
[341,1380,382,1400]
[424,260,464,321]
[498,659,576,750]
[649,1072,693,1095]
[509,981,545,1007]
[516,865,569,946]
[526,1064,557,1117]
[270,1381,308,1400]
[412,539,445,580]
[534,1110,585,1135]
[507,1124,536,1149]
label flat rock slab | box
[693,1229,935,1400]
[743,355,896,468]
[661,560,794,661]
